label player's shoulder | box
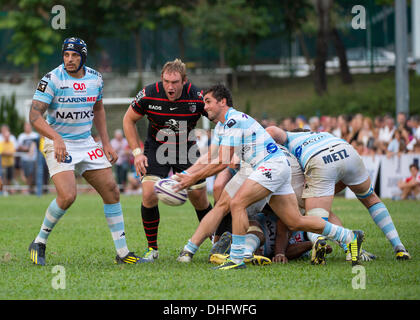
[183,82,203,100]
[84,66,103,80]
[41,65,64,83]
[142,81,164,98]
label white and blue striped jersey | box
[33,64,103,141]
[284,131,346,169]
[211,108,283,168]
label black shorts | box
[143,139,206,185]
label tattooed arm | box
[29,99,67,163]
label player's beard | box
[65,64,79,73]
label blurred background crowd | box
[1,110,420,196]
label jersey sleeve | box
[130,87,147,115]
[33,73,56,105]
[189,84,207,116]
[210,127,222,146]
[218,117,243,147]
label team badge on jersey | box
[226,119,237,128]
[37,80,48,93]
[189,104,196,113]
[295,146,302,159]
[266,143,278,154]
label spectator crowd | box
[1,112,420,196]
[267,112,420,157]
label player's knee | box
[229,197,246,213]
[355,183,375,200]
[107,181,120,202]
[143,186,159,206]
[58,193,77,208]
[213,180,225,196]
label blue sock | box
[231,234,246,264]
[184,240,199,254]
[244,234,260,258]
[322,221,354,244]
[35,199,66,244]
[104,203,129,258]
[369,202,405,252]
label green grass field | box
[0,194,419,300]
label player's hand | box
[173,172,195,192]
[272,253,288,264]
[134,154,148,177]
[53,135,68,163]
[103,143,118,165]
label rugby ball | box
[154,178,188,206]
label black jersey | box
[130,81,206,146]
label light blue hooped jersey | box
[33,64,103,140]
[284,131,346,169]
[211,108,283,168]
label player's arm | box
[29,99,67,163]
[123,106,146,176]
[173,144,232,191]
[265,126,287,145]
[93,99,117,164]
[272,218,289,264]
[285,241,313,260]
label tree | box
[109,0,162,90]
[158,0,198,61]
[313,0,332,96]
[0,0,61,81]
[188,0,271,91]
[0,94,24,137]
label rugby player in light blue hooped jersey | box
[28,37,144,266]
[266,126,411,261]
[173,84,365,269]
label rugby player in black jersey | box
[123,59,212,261]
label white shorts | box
[289,154,305,209]
[225,157,303,215]
[43,136,112,177]
[248,156,294,196]
[302,143,369,198]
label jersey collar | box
[222,107,234,125]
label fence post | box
[36,150,44,197]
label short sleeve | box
[130,88,147,115]
[218,118,243,147]
[33,73,56,105]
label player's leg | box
[212,168,235,243]
[187,185,213,221]
[138,176,160,260]
[269,193,364,266]
[213,168,234,202]
[218,178,271,269]
[177,189,232,262]
[303,197,333,265]
[30,170,76,266]
[82,168,142,263]
[348,177,410,259]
